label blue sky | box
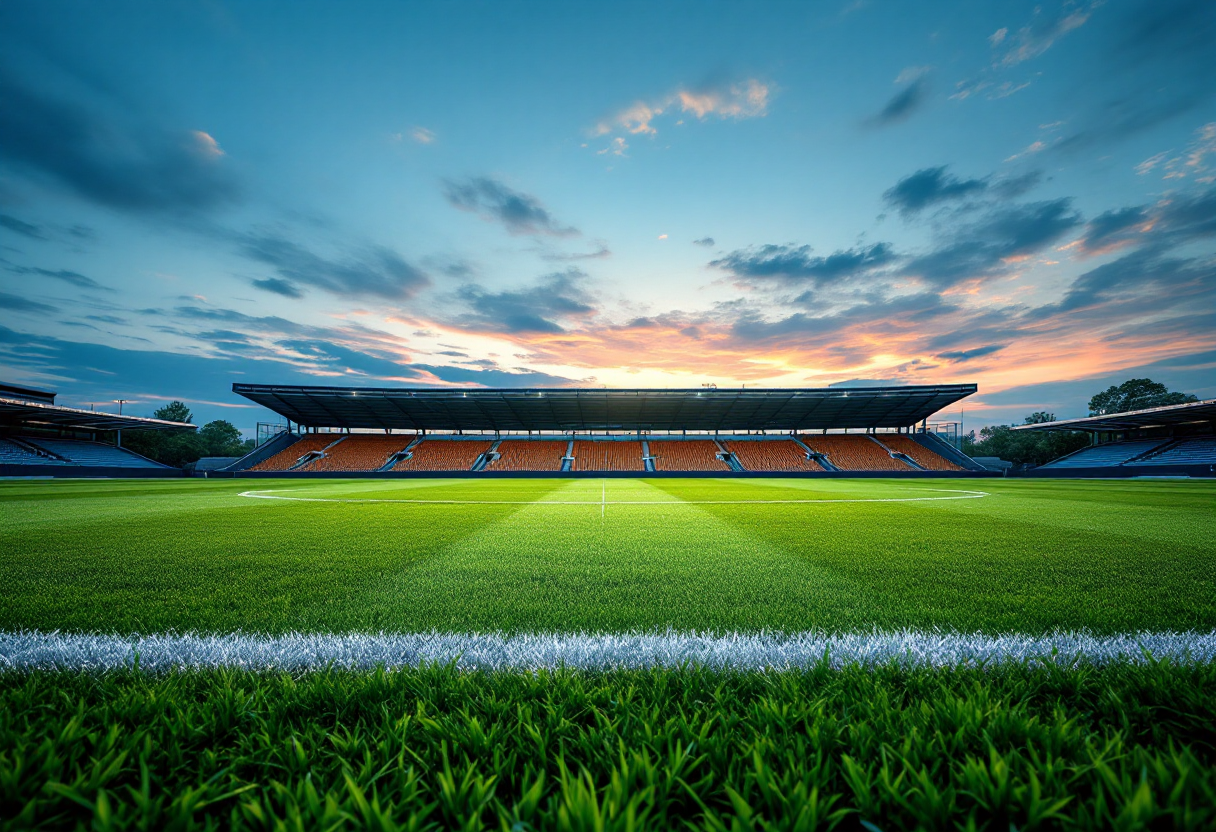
[2,0,1214,433]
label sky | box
[1,0,1214,435]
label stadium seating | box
[300,435,413,472]
[489,440,567,471]
[1136,436,1216,465]
[250,435,335,471]
[799,435,912,471]
[0,437,67,465]
[393,439,490,471]
[22,437,166,468]
[649,440,730,471]
[726,440,823,472]
[878,435,963,471]
[1040,439,1170,468]
[570,441,645,471]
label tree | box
[199,420,246,456]
[961,414,1088,467]
[1023,412,1056,424]
[1088,379,1198,416]
[153,401,194,424]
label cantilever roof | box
[0,397,195,432]
[232,383,976,432]
[1011,398,1216,433]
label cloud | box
[998,2,1098,67]
[865,76,929,127]
[452,269,596,335]
[936,344,1007,363]
[1053,1,1216,150]
[693,237,715,247]
[411,127,435,144]
[589,78,770,148]
[0,291,57,314]
[1049,247,1216,315]
[538,243,611,262]
[1076,184,1216,254]
[443,177,579,237]
[883,167,988,215]
[1077,206,1152,254]
[1137,122,1216,183]
[0,213,44,240]
[0,68,239,216]
[902,199,1082,286]
[710,242,897,286]
[238,233,430,300]
[4,264,111,291]
[250,277,305,299]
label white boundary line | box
[3,629,1213,671]
[237,487,992,506]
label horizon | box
[2,0,1214,435]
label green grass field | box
[2,477,1213,634]
[3,476,1215,830]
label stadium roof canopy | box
[0,397,195,432]
[233,383,976,432]
[1011,398,1216,433]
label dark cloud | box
[935,344,1006,363]
[0,213,44,239]
[454,269,596,334]
[538,243,610,262]
[1079,206,1150,253]
[6,264,110,291]
[1051,247,1216,314]
[865,77,929,127]
[728,291,953,342]
[0,68,239,215]
[238,233,430,300]
[902,199,1082,285]
[710,242,896,285]
[250,277,304,299]
[0,291,56,314]
[883,167,987,216]
[990,171,1043,200]
[693,237,715,247]
[443,177,578,237]
[1055,0,1216,150]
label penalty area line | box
[237,488,991,506]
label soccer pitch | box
[3,476,1216,829]
[2,476,1214,638]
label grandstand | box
[393,439,490,471]
[649,440,730,472]
[226,383,986,477]
[0,382,192,477]
[801,435,911,471]
[571,440,646,472]
[1015,399,1216,476]
[725,439,824,472]
[489,440,568,471]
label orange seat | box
[250,435,334,471]
[393,439,490,471]
[799,435,911,471]
[570,441,645,471]
[300,435,414,472]
[489,440,568,471]
[876,436,962,471]
[650,440,730,471]
[726,440,823,472]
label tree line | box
[960,378,1198,467]
[122,402,256,468]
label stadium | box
[4,1,1216,828]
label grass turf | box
[3,662,1215,831]
[1,477,1214,635]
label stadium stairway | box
[380,436,422,471]
[641,440,656,473]
[868,436,925,470]
[290,436,348,471]
[791,435,837,470]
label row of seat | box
[1044,437,1216,468]
[242,434,961,472]
[0,437,165,468]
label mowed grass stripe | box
[359,478,857,633]
[0,478,1213,635]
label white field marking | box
[3,629,1214,672]
[238,488,991,506]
